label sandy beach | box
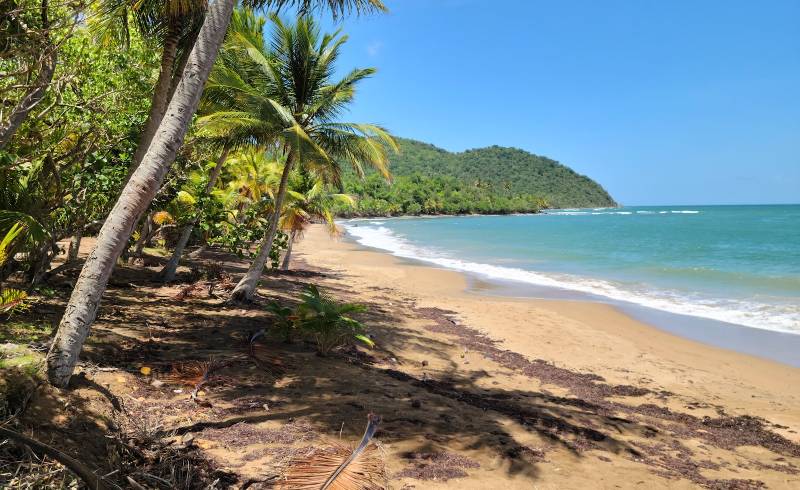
[8,228,799,489]
[288,224,800,488]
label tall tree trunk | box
[132,212,153,258]
[30,235,58,285]
[67,218,84,262]
[167,27,199,102]
[0,0,56,150]
[159,145,230,282]
[45,0,236,389]
[124,22,182,257]
[230,153,295,302]
[280,230,296,270]
[129,21,181,171]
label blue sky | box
[314,0,799,205]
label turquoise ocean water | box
[341,205,800,337]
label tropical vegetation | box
[0,0,613,395]
[338,138,616,216]
[295,284,373,355]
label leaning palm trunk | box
[126,22,181,257]
[0,0,57,150]
[230,153,294,302]
[280,230,296,270]
[129,22,181,170]
[46,0,236,389]
[160,145,231,282]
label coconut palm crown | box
[204,8,397,301]
[198,8,397,183]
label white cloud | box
[366,41,383,57]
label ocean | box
[340,205,800,342]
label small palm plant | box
[1,223,30,315]
[296,285,373,355]
[265,300,296,343]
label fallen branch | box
[0,426,110,489]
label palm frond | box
[1,288,29,314]
[160,358,227,405]
[311,122,397,180]
[259,0,388,20]
[277,414,385,489]
[249,344,288,377]
[0,222,25,266]
[0,211,48,245]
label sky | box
[310,0,800,205]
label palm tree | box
[279,170,355,270]
[160,143,289,281]
[216,148,285,212]
[90,0,206,170]
[46,0,386,388]
[0,159,55,283]
[91,0,207,258]
[159,8,301,281]
[228,13,397,302]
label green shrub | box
[295,285,374,355]
[265,300,295,343]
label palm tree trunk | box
[125,22,181,258]
[230,153,295,302]
[46,0,236,389]
[167,27,199,102]
[160,145,230,282]
[129,21,181,171]
[280,230,296,270]
[0,0,56,150]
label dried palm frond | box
[248,343,287,378]
[207,275,236,298]
[215,274,236,292]
[173,282,204,301]
[160,359,226,405]
[277,414,385,490]
[0,427,109,489]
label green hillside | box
[338,138,616,216]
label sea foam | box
[342,223,799,335]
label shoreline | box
[466,274,800,368]
[295,225,800,438]
[337,213,800,357]
[340,228,800,369]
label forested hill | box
[338,138,617,216]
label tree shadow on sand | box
[15,246,800,489]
